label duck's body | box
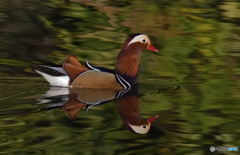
[36,58,129,89]
[36,34,158,89]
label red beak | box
[146,44,158,52]
[147,115,159,123]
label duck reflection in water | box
[37,86,159,134]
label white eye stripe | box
[141,39,146,43]
[128,34,150,46]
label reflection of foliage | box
[0,0,239,154]
[219,2,240,18]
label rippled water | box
[0,0,240,154]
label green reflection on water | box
[0,0,239,154]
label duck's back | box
[71,70,123,90]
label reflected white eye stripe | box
[128,34,150,46]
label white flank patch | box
[35,70,70,87]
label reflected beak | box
[146,44,158,52]
[147,115,159,123]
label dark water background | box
[0,0,239,154]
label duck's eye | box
[143,125,146,128]
[141,39,146,43]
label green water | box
[0,0,239,154]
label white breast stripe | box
[115,74,127,89]
[86,60,100,71]
[118,74,131,89]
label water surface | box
[0,0,239,154]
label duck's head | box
[122,34,158,53]
[116,34,158,82]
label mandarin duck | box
[35,34,158,89]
